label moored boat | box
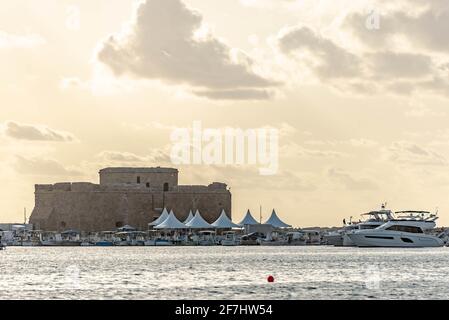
[347,211,445,247]
[286,231,307,245]
[220,231,240,246]
[325,203,394,246]
[197,231,216,246]
[95,241,114,246]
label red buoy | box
[267,275,274,283]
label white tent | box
[264,209,291,228]
[238,210,259,226]
[149,208,169,226]
[185,210,213,229]
[183,210,194,224]
[154,210,187,229]
[212,210,240,229]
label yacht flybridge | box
[324,203,394,246]
[394,210,438,230]
[347,210,447,247]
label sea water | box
[1,246,448,300]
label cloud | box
[0,31,46,49]
[188,164,315,191]
[345,7,449,53]
[405,104,446,117]
[367,52,433,78]
[327,167,378,190]
[96,149,171,165]
[304,138,378,147]
[193,89,272,100]
[277,22,449,98]
[3,121,76,142]
[14,156,83,176]
[60,77,89,90]
[279,26,362,79]
[385,141,447,166]
[97,0,278,100]
[281,142,348,158]
[271,122,298,137]
[96,151,148,163]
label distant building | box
[0,224,33,232]
[29,167,231,232]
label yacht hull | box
[342,234,356,247]
[347,232,444,247]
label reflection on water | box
[1,246,448,300]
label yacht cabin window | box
[386,225,423,233]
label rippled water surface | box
[1,246,448,299]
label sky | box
[1,0,449,227]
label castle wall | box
[30,180,231,232]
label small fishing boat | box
[95,241,114,246]
[220,231,240,246]
[80,241,95,246]
[198,231,216,246]
[145,238,174,246]
[302,230,322,245]
[94,231,115,246]
[257,232,289,246]
[240,232,264,245]
[285,231,307,245]
[258,238,289,246]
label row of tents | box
[148,208,292,230]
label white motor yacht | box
[347,211,445,247]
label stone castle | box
[29,167,231,232]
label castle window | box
[115,221,124,228]
[163,183,169,192]
[60,221,66,229]
[146,182,150,188]
[137,176,141,184]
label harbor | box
[2,167,447,249]
[2,204,448,248]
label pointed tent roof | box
[264,209,291,228]
[154,210,186,229]
[149,208,169,226]
[212,210,240,229]
[238,210,259,226]
[183,210,194,224]
[185,210,213,229]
